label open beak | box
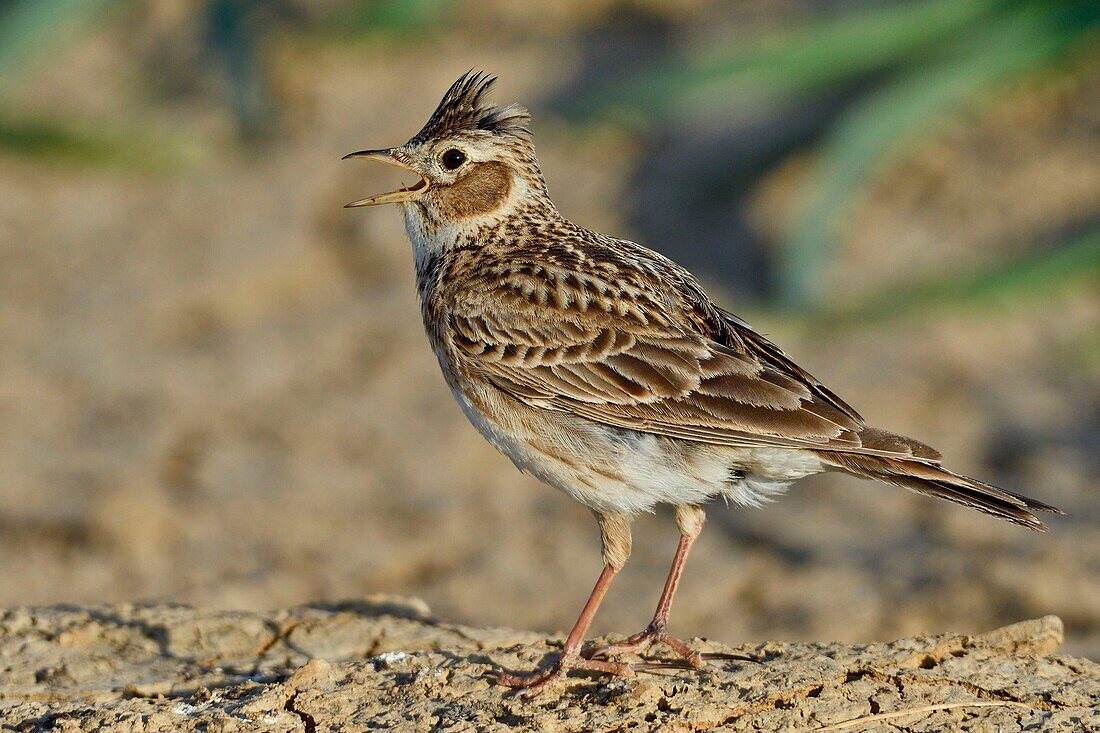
[342,148,429,207]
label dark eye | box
[441,148,467,170]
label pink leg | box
[584,505,706,666]
[495,563,636,698]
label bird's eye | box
[441,148,467,170]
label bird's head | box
[344,72,545,232]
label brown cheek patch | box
[436,161,513,219]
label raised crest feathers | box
[412,70,531,143]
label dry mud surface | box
[1,599,1096,732]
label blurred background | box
[1,0,1098,659]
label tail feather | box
[817,450,1061,532]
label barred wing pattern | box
[446,255,939,461]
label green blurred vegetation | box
[319,0,450,40]
[1,0,1097,317]
[0,0,198,170]
[568,0,1100,312]
[785,1,1100,311]
[0,0,114,163]
[0,0,448,165]
[820,226,1100,327]
[0,0,109,82]
[0,117,143,167]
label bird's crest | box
[411,71,531,144]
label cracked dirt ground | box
[1,599,1096,731]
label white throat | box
[401,205,446,277]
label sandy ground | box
[1,3,1097,665]
[2,600,1096,730]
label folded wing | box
[447,257,938,461]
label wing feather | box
[445,255,935,461]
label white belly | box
[447,385,823,516]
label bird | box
[343,71,1060,697]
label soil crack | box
[284,691,318,733]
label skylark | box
[344,71,1060,697]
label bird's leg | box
[495,512,634,697]
[584,505,706,667]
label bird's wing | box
[445,256,940,460]
[713,306,864,425]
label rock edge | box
[1,599,1096,732]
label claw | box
[494,654,636,698]
[583,624,708,669]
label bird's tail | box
[816,449,1062,531]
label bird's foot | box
[494,653,635,699]
[582,622,706,668]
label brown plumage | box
[344,71,1060,697]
